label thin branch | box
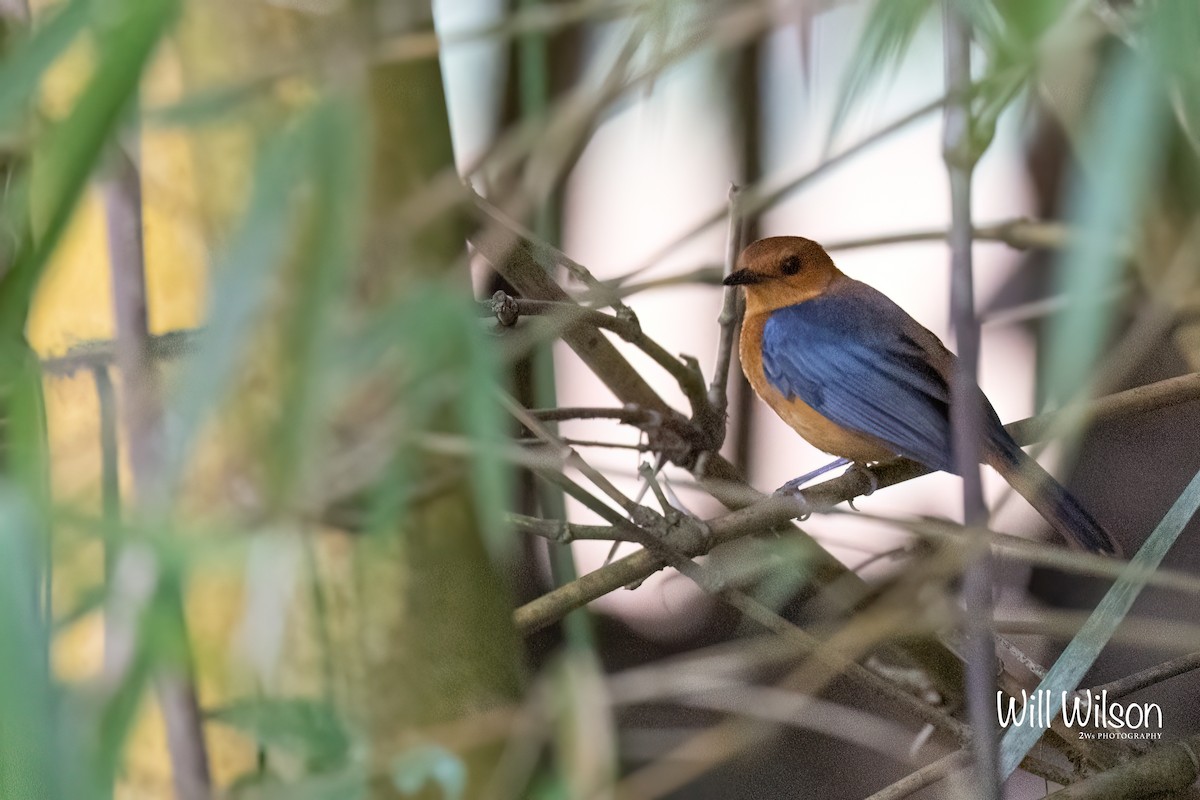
[514,370,1200,633]
[863,750,973,800]
[484,292,712,418]
[706,183,744,447]
[508,514,625,542]
[473,189,630,313]
[471,210,725,467]
[510,411,981,765]
[629,93,949,279]
[40,328,195,377]
[823,218,1075,253]
[942,3,997,797]
[1086,651,1200,700]
[667,685,934,764]
[604,218,1085,299]
[526,405,659,425]
[517,436,647,451]
[1005,371,1200,443]
[485,292,712,443]
[99,135,211,800]
[1044,734,1200,799]
[503,394,644,516]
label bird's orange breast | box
[739,311,897,464]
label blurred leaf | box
[367,288,514,559]
[1146,0,1200,151]
[144,77,280,129]
[269,100,364,504]
[228,767,366,800]
[390,745,466,800]
[94,611,156,786]
[0,0,91,131]
[991,0,1070,43]
[0,0,179,333]
[457,303,515,561]
[1041,45,1168,407]
[968,62,1029,158]
[209,698,351,771]
[162,110,312,494]
[551,652,615,799]
[53,583,107,631]
[0,336,49,505]
[951,0,1008,54]
[527,774,571,800]
[0,487,59,800]
[998,467,1200,778]
[827,0,935,147]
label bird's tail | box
[988,435,1121,557]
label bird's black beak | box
[723,269,765,286]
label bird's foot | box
[773,485,812,521]
[774,457,851,496]
[844,462,879,511]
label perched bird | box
[724,236,1120,556]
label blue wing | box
[761,290,955,472]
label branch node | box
[490,289,520,327]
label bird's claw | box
[775,476,808,496]
[773,484,812,521]
[845,462,879,497]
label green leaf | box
[227,768,366,800]
[161,110,311,495]
[390,745,466,800]
[999,468,1200,778]
[0,0,92,131]
[144,77,279,129]
[0,336,49,506]
[1041,47,1168,408]
[0,487,59,800]
[826,0,935,148]
[269,100,365,504]
[209,698,352,770]
[362,288,514,559]
[458,304,515,562]
[0,0,180,335]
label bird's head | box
[723,236,840,314]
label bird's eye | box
[781,255,802,276]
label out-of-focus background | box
[4,0,1200,798]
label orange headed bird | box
[724,235,1119,556]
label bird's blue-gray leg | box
[774,457,851,496]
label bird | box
[724,235,1120,556]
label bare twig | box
[508,409,977,765]
[942,5,997,796]
[508,514,625,542]
[628,93,949,279]
[1005,371,1200,443]
[503,394,643,516]
[604,218,1087,300]
[40,329,195,377]
[863,750,973,800]
[514,367,1200,627]
[823,218,1076,253]
[706,183,744,447]
[1086,651,1200,700]
[100,136,211,800]
[474,190,629,313]
[485,292,711,417]
[472,212,725,467]
[1044,734,1200,799]
[517,436,647,451]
